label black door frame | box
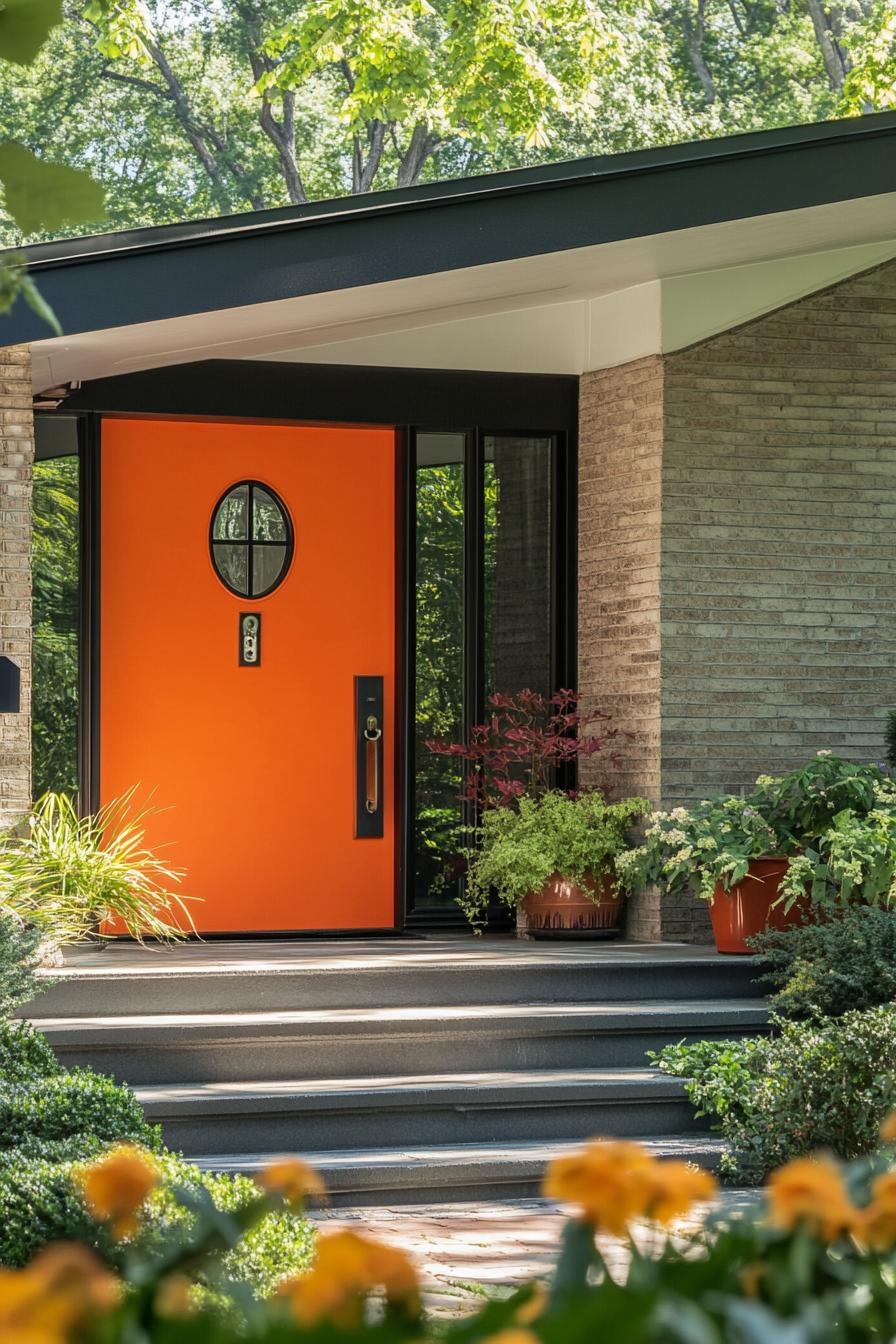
[45,361,579,933]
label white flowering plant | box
[615,796,780,902]
[618,756,896,910]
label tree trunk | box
[396,123,440,188]
[236,1,308,205]
[804,0,851,90]
[352,120,387,194]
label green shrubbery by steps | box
[656,904,896,1183]
[0,924,314,1289]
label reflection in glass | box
[252,544,288,595]
[32,453,79,797]
[212,543,249,595]
[253,487,288,541]
[414,434,465,911]
[483,436,553,698]
[212,484,249,540]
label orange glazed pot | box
[709,858,803,955]
[523,872,623,940]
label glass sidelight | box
[409,428,565,919]
[32,416,81,799]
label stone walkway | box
[314,1192,760,1316]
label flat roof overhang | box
[5,111,896,389]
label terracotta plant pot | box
[709,858,804,954]
[522,872,623,941]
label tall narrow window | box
[413,433,466,911]
[484,436,554,697]
[410,429,561,919]
[32,417,80,798]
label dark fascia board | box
[61,359,580,434]
[3,111,896,347]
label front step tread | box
[135,1067,690,1114]
[194,1135,727,1188]
[31,997,768,1034]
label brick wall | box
[578,260,896,941]
[0,344,32,828]
[662,260,896,802]
[577,357,665,940]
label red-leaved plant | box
[426,689,618,809]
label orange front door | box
[100,417,396,933]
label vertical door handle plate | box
[355,676,384,838]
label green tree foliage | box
[2,0,892,244]
[0,0,104,323]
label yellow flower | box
[767,1156,857,1241]
[280,1230,419,1328]
[154,1273,197,1319]
[740,1262,765,1298]
[77,1145,159,1240]
[544,1140,713,1234]
[857,1170,896,1249]
[0,1243,120,1344]
[880,1111,896,1144]
[255,1157,327,1207]
[514,1282,547,1325]
[480,1333,541,1344]
[644,1161,717,1224]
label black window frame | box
[402,423,576,928]
[209,479,294,599]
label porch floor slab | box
[50,935,730,976]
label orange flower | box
[255,1157,327,1207]
[544,1140,714,1234]
[514,1282,547,1325]
[767,1157,857,1241]
[0,1243,120,1344]
[154,1273,197,1319]
[857,1170,896,1249]
[77,1145,159,1240]
[643,1161,717,1224]
[480,1333,542,1344]
[280,1229,419,1328]
[880,1111,896,1144]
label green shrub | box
[145,1154,316,1298]
[0,1142,315,1289]
[0,1069,158,1151]
[0,1018,64,1082]
[655,1005,896,1183]
[0,1147,111,1266]
[750,905,896,1020]
[0,909,48,1016]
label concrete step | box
[34,998,768,1085]
[138,1067,707,1155]
[194,1135,728,1206]
[32,945,759,1016]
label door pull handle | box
[365,715,382,815]
[355,676,384,838]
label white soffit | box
[30,191,896,390]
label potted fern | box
[460,790,651,936]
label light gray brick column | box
[0,344,32,827]
[578,258,896,942]
[578,356,665,941]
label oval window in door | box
[210,480,293,597]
